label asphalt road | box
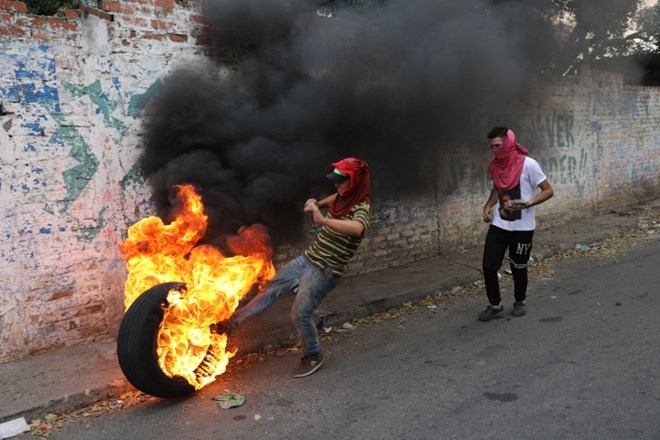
[46,232,660,440]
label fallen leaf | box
[212,392,246,409]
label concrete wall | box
[1,1,659,364]
[426,70,660,255]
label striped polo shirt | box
[304,202,371,276]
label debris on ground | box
[0,417,29,439]
[23,390,154,438]
[212,392,246,409]
[321,321,354,335]
[23,204,658,436]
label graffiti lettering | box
[540,149,587,197]
[528,112,575,148]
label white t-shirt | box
[492,157,547,231]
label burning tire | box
[117,282,196,399]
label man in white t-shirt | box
[479,126,554,321]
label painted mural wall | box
[0,0,212,363]
[1,0,659,364]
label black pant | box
[482,225,534,306]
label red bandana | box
[488,129,529,190]
[328,157,370,217]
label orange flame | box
[119,184,275,389]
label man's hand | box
[304,201,327,225]
[483,187,499,223]
[504,199,529,211]
[304,198,329,226]
[483,205,493,223]
[304,198,318,212]
[304,195,364,237]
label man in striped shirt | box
[214,158,371,378]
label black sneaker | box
[512,302,526,317]
[292,352,324,378]
[478,305,503,321]
[211,319,234,336]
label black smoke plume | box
[141,0,560,251]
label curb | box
[1,200,658,424]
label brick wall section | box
[0,1,659,363]
[0,0,212,363]
[1,1,77,41]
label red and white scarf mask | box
[328,157,370,217]
[488,129,529,191]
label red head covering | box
[488,129,529,190]
[328,157,370,217]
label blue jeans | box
[231,255,339,356]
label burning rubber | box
[117,185,276,398]
[117,282,210,398]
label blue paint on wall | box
[1,44,60,110]
[21,121,46,135]
[1,42,62,145]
